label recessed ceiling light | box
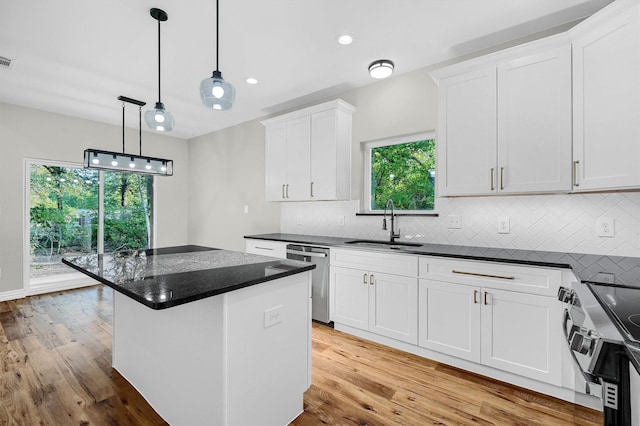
[246,77,258,85]
[337,34,353,45]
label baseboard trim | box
[0,288,27,302]
[0,278,99,302]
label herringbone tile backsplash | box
[281,192,640,257]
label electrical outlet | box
[296,214,304,226]
[243,205,249,214]
[264,305,283,328]
[596,217,615,237]
[447,215,462,229]
[338,215,345,227]
[498,216,510,234]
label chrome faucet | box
[382,199,400,243]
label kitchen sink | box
[344,240,423,250]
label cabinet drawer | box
[331,248,418,277]
[419,257,561,297]
[245,239,287,259]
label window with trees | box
[364,132,436,211]
[29,161,153,281]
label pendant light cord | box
[157,18,162,104]
[139,106,143,155]
[122,102,126,153]
[216,0,219,72]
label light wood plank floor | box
[0,285,602,425]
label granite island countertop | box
[62,245,315,310]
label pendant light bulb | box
[199,0,235,110]
[145,8,174,132]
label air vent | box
[603,382,618,410]
[0,56,13,69]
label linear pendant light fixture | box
[145,8,174,132]
[85,96,173,176]
[199,0,235,110]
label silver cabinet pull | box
[452,269,515,280]
[573,161,580,187]
[490,168,495,191]
[473,290,479,304]
[484,291,489,305]
[369,274,375,285]
[255,246,274,251]
[282,184,286,199]
[285,184,289,198]
[310,181,314,198]
[363,273,367,284]
[500,167,505,190]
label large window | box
[28,161,153,287]
[364,132,436,212]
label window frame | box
[363,131,436,213]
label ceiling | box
[0,0,613,140]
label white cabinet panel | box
[245,239,287,259]
[331,266,369,330]
[284,116,311,200]
[437,67,497,196]
[419,279,481,362]
[481,288,562,386]
[331,248,418,277]
[497,45,572,193]
[370,273,418,344]
[571,4,640,191]
[264,123,287,201]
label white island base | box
[112,272,312,426]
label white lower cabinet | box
[244,239,287,259]
[419,271,563,386]
[332,266,418,344]
[330,248,418,344]
[418,279,481,362]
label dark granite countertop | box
[245,233,640,287]
[62,245,315,310]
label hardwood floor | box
[0,285,602,425]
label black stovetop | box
[589,283,640,342]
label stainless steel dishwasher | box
[286,244,331,325]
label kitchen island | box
[63,245,315,426]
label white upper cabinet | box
[261,99,355,201]
[570,0,640,191]
[436,67,497,196]
[432,34,572,196]
[497,45,572,194]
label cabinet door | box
[331,266,369,330]
[497,45,572,193]
[480,288,562,385]
[572,7,640,191]
[437,67,497,196]
[310,109,338,200]
[418,279,481,362]
[264,122,287,201]
[369,273,418,344]
[285,116,311,200]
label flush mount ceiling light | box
[368,59,394,79]
[85,96,173,176]
[200,0,236,110]
[337,34,353,45]
[145,8,174,132]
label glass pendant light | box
[200,0,236,110]
[145,8,175,132]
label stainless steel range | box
[558,282,631,425]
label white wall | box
[187,118,280,252]
[0,102,189,294]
